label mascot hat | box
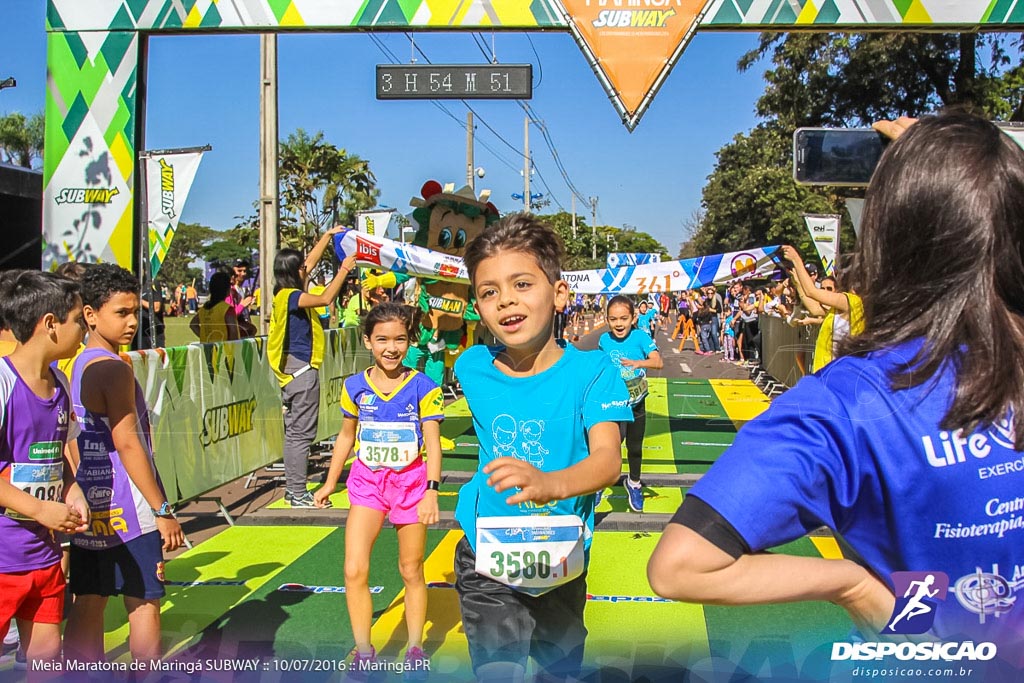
[409,181,501,246]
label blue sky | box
[2,0,769,254]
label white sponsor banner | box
[804,214,840,277]
[334,231,780,295]
[607,252,661,268]
[846,198,865,239]
[356,209,396,237]
[145,149,205,278]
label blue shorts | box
[69,531,166,600]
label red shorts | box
[0,563,65,625]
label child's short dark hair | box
[0,269,23,330]
[81,263,139,310]
[55,261,90,281]
[463,213,563,285]
[363,302,418,338]
[0,270,82,343]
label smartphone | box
[793,128,887,187]
[794,122,1024,187]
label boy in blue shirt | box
[454,214,632,681]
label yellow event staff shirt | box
[197,302,232,343]
[268,288,323,387]
[812,292,864,372]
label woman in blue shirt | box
[649,113,1024,679]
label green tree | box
[278,129,379,255]
[228,203,260,254]
[694,125,836,256]
[537,211,668,270]
[740,33,1021,129]
[159,222,215,287]
[202,239,252,266]
[692,32,1024,257]
[0,111,44,168]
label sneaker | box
[349,647,377,681]
[403,646,430,682]
[4,622,18,647]
[625,480,644,513]
[285,491,321,508]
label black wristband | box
[426,480,440,491]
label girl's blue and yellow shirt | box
[341,369,444,457]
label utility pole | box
[259,35,279,335]
[571,195,577,238]
[523,116,530,212]
[590,196,598,260]
[466,111,474,191]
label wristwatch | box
[151,501,173,517]
[426,480,441,492]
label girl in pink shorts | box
[315,303,444,676]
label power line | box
[404,33,528,161]
[377,33,571,212]
[368,35,519,173]
[470,34,587,207]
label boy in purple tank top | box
[63,265,184,664]
[0,271,91,672]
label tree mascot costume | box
[361,180,500,385]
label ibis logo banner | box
[803,214,841,277]
[559,0,712,130]
[145,150,205,279]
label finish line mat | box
[96,526,851,680]
[440,377,769,475]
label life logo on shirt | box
[987,413,1015,450]
[359,394,377,407]
[882,571,949,635]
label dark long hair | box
[273,249,305,294]
[839,111,1024,448]
[204,271,232,310]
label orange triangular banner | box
[560,0,711,130]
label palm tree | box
[278,128,379,254]
[0,111,44,168]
